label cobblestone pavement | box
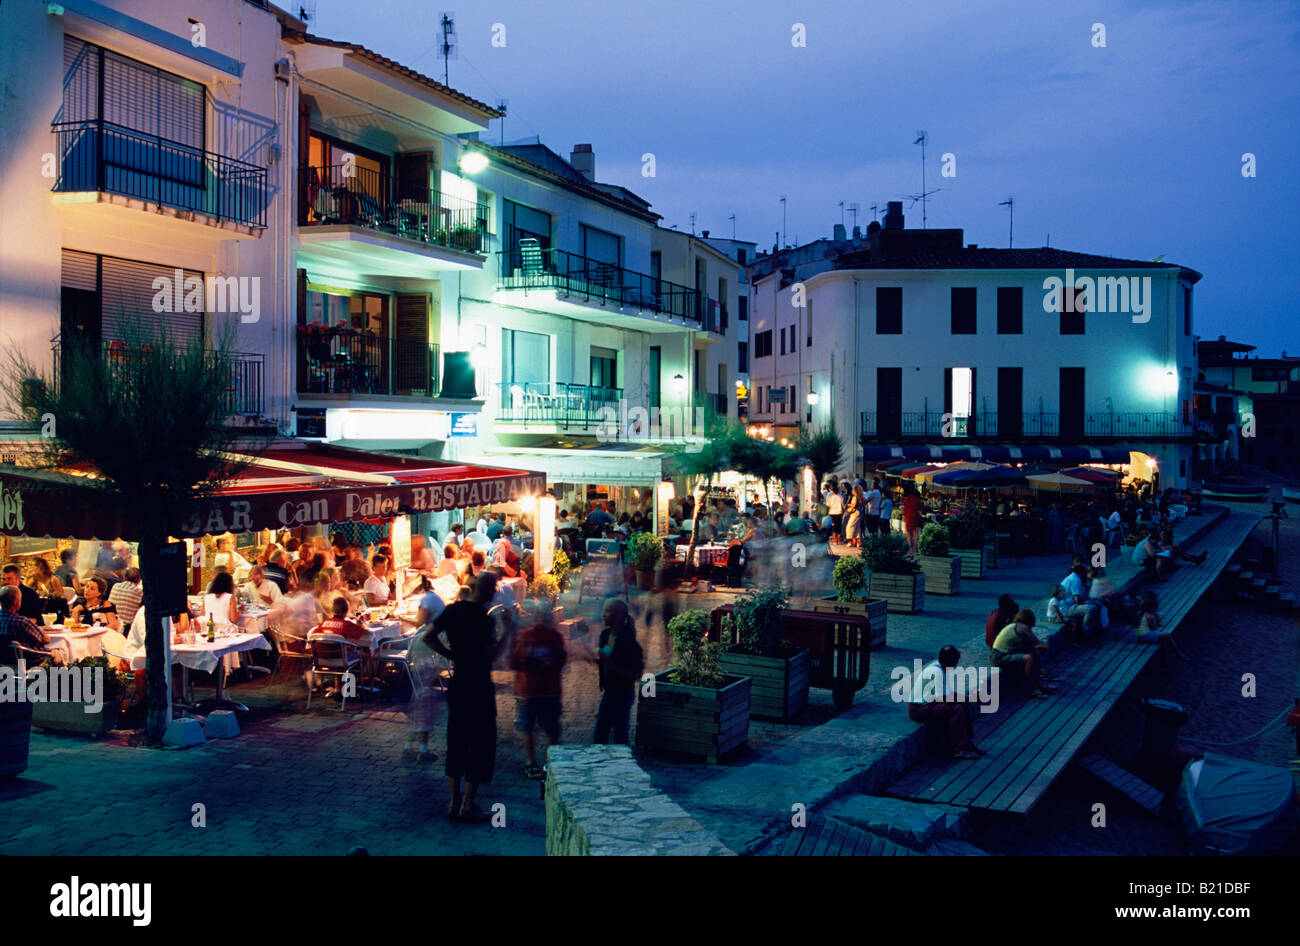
[4,514,1293,856]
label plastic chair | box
[467,531,492,551]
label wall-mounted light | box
[458,151,489,175]
[806,388,819,406]
[471,343,489,370]
[671,373,687,393]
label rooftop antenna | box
[728,213,736,239]
[998,196,1014,248]
[438,13,458,87]
[779,195,787,247]
[839,201,845,229]
[496,98,508,146]
[297,0,315,24]
[908,131,942,228]
[870,202,881,223]
[689,212,697,236]
[848,202,860,231]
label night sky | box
[312,0,1300,353]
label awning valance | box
[862,444,1133,464]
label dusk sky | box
[312,0,1300,353]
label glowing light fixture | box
[458,151,489,174]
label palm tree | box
[799,422,843,488]
[3,322,269,744]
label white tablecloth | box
[133,632,271,673]
[675,544,730,566]
[239,608,272,635]
[44,626,108,662]
[358,621,406,653]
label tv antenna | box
[496,98,508,145]
[689,212,697,236]
[908,131,943,228]
[297,1,316,24]
[847,202,860,232]
[998,197,1015,248]
[839,200,845,228]
[438,13,458,87]
[728,213,736,239]
[779,195,787,247]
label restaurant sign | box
[449,413,477,437]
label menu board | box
[390,515,412,570]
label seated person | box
[697,513,719,543]
[0,584,55,665]
[493,539,523,579]
[459,537,477,560]
[990,609,1052,699]
[71,576,120,631]
[242,565,283,606]
[469,550,486,579]
[436,544,461,577]
[364,554,393,604]
[1059,562,1102,636]
[1158,528,1207,569]
[1134,592,1190,661]
[907,645,984,760]
[312,597,369,642]
[985,594,1019,648]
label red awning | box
[0,441,546,540]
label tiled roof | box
[834,246,1202,282]
[283,29,501,119]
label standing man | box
[826,483,844,544]
[864,479,883,536]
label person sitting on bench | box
[907,645,985,760]
[990,609,1053,699]
[1135,592,1190,662]
[1156,527,1207,574]
[1059,562,1104,636]
[985,594,1019,649]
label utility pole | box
[999,197,1015,248]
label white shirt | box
[908,659,944,703]
[1061,571,1087,603]
[475,518,488,534]
[827,492,844,515]
[363,574,390,602]
[417,591,446,625]
[203,593,236,627]
[865,489,882,516]
[242,578,282,605]
[880,497,894,520]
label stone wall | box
[545,745,734,856]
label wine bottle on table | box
[207,613,216,643]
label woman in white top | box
[204,572,240,628]
[364,554,393,603]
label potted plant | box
[917,522,962,595]
[29,656,129,736]
[946,510,987,579]
[529,572,563,625]
[448,223,482,252]
[636,609,751,763]
[863,532,925,613]
[717,589,809,720]
[628,531,662,591]
[812,555,888,647]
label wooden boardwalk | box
[780,816,921,856]
[886,511,1261,817]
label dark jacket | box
[597,623,644,692]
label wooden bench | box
[887,511,1260,817]
[779,816,921,856]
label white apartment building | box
[701,234,758,419]
[749,203,1206,487]
[0,0,289,430]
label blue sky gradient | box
[313,0,1300,353]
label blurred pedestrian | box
[508,601,567,779]
[593,598,644,745]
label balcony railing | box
[299,164,488,253]
[497,244,714,323]
[495,381,622,429]
[50,339,264,417]
[297,329,440,398]
[859,410,1198,440]
[52,119,267,228]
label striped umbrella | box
[1025,472,1097,492]
[915,461,995,485]
[1063,466,1123,484]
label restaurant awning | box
[0,440,546,540]
[458,441,669,487]
[862,444,1133,463]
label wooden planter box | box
[635,671,751,763]
[0,700,33,780]
[869,571,925,613]
[635,569,654,591]
[953,546,985,579]
[30,699,121,736]
[718,646,809,721]
[812,596,888,648]
[919,554,962,595]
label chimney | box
[884,201,904,231]
[570,143,595,181]
[701,229,710,238]
[852,225,861,240]
[833,223,847,242]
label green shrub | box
[667,609,724,687]
[946,512,985,550]
[530,572,559,605]
[833,556,870,602]
[627,531,663,571]
[550,547,572,591]
[918,522,951,557]
[725,588,789,656]
[862,532,916,574]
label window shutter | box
[396,152,431,202]
[393,293,431,396]
[100,255,203,345]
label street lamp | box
[806,388,819,406]
[458,151,489,175]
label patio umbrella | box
[874,458,915,471]
[947,466,1028,489]
[899,464,940,479]
[1025,472,1097,492]
[1061,467,1120,485]
[916,461,994,485]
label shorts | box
[514,694,561,738]
[830,514,843,534]
[991,650,1027,670]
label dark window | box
[779,326,786,356]
[996,287,1023,334]
[877,287,902,334]
[1183,286,1192,336]
[789,385,796,413]
[755,330,773,358]
[738,296,748,321]
[738,341,749,373]
[807,298,813,346]
[737,248,747,266]
[950,287,977,334]
[649,345,661,408]
[1060,287,1086,335]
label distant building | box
[1198,336,1300,477]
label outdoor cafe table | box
[132,631,271,712]
[43,625,108,662]
[675,544,729,567]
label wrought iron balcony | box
[52,119,268,227]
[497,244,714,324]
[495,381,622,429]
[297,328,440,398]
[859,410,1197,441]
[299,164,488,253]
[50,339,264,417]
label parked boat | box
[1201,478,1269,502]
[1283,486,1300,505]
